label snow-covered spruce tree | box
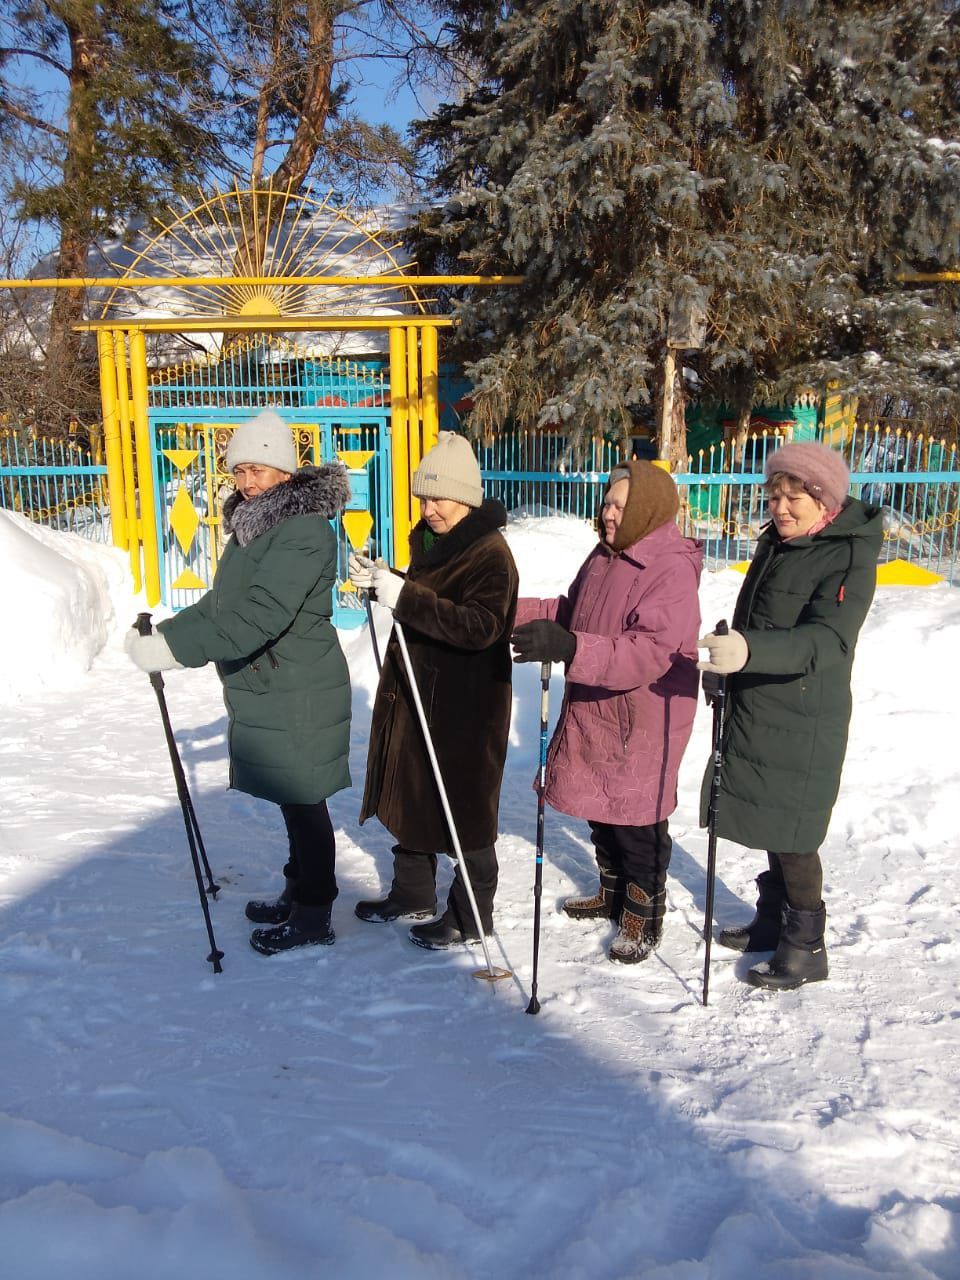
[412,1,960,445]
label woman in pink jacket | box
[512,461,703,963]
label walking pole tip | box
[526,994,541,1014]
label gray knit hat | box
[226,410,298,475]
[412,431,483,508]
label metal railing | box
[0,430,111,541]
[4,423,958,586]
[475,427,960,583]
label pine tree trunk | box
[227,1,335,343]
[43,236,87,430]
[42,19,100,431]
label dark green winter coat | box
[359,501,519,854]
[159,466,352,806]
[701,497,883,852]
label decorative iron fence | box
[0,430,110,541]
[4,422,958,588]
[475,427,960,583]
[149,338,389,412]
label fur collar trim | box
[408,499,508,570]
[223,464,351,547]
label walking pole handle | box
[133,612,166,693]
[715,618,729,637]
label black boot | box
[718,870,785,952]
[250,902,335,955]
[355,897,436,923]
[355,848,437,924]
[746,903,828,990]
[562,870,625,921]
[245,877,295,925]
[441,846,497,938]
[409,911,491,951]
[608,884,663,965]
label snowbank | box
[0,513,137,703]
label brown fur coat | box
[359,501,519,853]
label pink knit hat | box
[764,441,850,512]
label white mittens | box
[369,563,404,612]
[124,629,184,673]
[697,629,749,675]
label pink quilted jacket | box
[516,521,703,825]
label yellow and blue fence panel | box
[0,429,110,541]
[473,426,960,584]
[4,419,959,597]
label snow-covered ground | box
[1,509,958,1280]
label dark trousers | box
[391,844,499,934]
[767,851,823,912]
[588,820,672,904]
[280,801,338,906]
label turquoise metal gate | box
[147,338,392,624]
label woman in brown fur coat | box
[352,432,519,950]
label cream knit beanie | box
[412,431,483,508]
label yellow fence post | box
[421,323,439,456]
[389,326,411,567]
[96,329,127,550]
[113,330,141,594]
[406,322,422,484]
[128,328,162,606]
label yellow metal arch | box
[99,181,435,321]
[2,185,521,603]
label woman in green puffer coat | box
[125,410,352,956]
[698,441,883,992]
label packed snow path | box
[1,512,957,1278]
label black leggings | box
[767,850,823,912]
[280,801,338,906]
[588,820,673,902]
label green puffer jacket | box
[159,465,352,806]
[701,497,883,852]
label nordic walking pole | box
[701,618,729,1006]
[526,660,552,1015]
[361,545,383,673]
[392,618,511,983]
[134,613,224,974]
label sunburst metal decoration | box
[99,182,429,321]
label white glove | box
[370,563,404,612]
[348,552,375,591]
[697,629,749,675]
[124,629,184,673]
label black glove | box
[511,619,577,665]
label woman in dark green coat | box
[125,410,352,955]
[698,441,883,991]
